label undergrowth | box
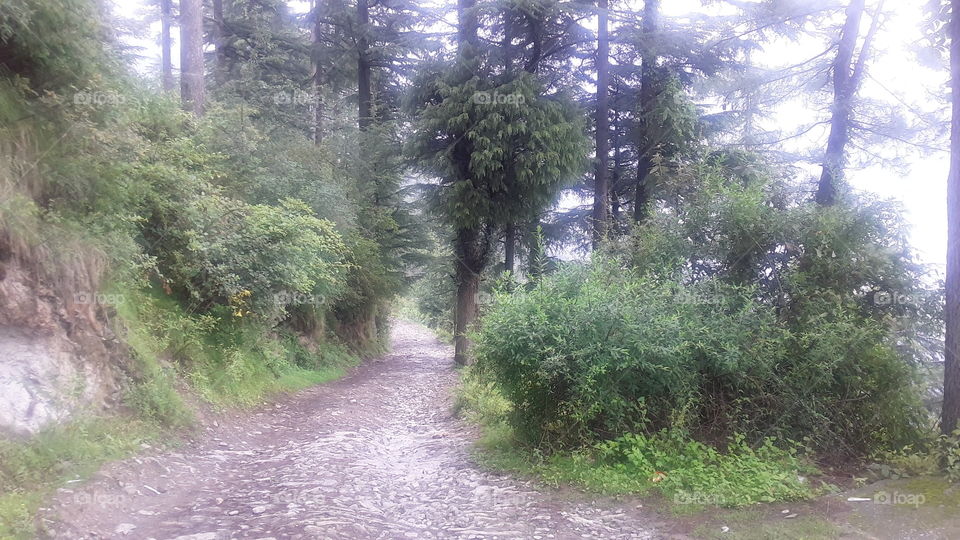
[116,286,358,413]
[456,368,822,509]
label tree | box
[179,0,205,115]
[944,0,960,435]
[311,0,324,144]
[160,0,174,91]
[357,0,372,130]
[454,0,481,366]
[596,0,714,226]
[592,0,610,246]
[634,0,660,222]
[212,0,227,85]
[815,0,884,206]
[409,0,588,363]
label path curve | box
[45,321,659,539]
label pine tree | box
[944,0,960,435]
[816,0,885,206]
[179,0,205,115]
[160,0,174,91]
[592,0,610,246]
[408,0,588,364]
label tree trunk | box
[357,0,372,130]
[179,0,205,115]
[458,0,479,54]
[504,223,516,274]
[815,0,866,206]
[453,261,479,366]
[212,0,227,86]
[944,0,960,436]
[611,104,622,224]
[527,220,544,280]
[160,0,174,92]
[312,0,324,144]
[592,0,610,248]
[634,0,659,222]
[451,0,483,367]
[453,226,484,366]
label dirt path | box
[43,320,659,540]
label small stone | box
[252,505,268,514]
[115,523,137,535]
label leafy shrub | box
[196,107,356,229]
[329,233,396,351]
[474,257,926,457]
[867,430,960,482]
[475,261,769,445]
[144,173,348,323]
[474,161,935,459]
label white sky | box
[111,0,950,271]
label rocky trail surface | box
[43,320,660,540]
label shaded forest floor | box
[40,321,960,539]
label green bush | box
[143,166,348,323]
[474,258,926,457]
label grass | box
[0,417,164,539]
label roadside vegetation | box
[447,167,952,510]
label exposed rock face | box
[0,258,125,436]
